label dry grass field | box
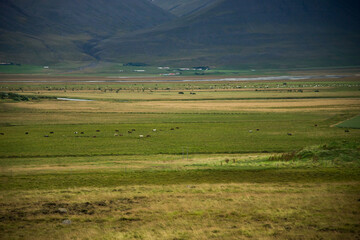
[3,98,360,113]
[1,183,359,240]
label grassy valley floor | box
[0,74,359,239]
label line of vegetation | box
[268,141,360,162]
[0,92,56,101]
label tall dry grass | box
[1,183,359,239]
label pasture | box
[0,74,359,239]
[336,115,360,129]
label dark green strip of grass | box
[1,168,359,191]
[337,115,360,129]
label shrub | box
[1,92,31,101]
[269,141,360,163]
[268,152,296,161]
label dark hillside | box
[99,0,360,68]
[0,0,174,64]
[0,0,174,35]
[148,0,218,17]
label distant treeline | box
[0,92,55,101]
[123,62,148,67]
[0,62,21,66]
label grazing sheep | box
[114,133,118,136]
[146,135,151,138]
[128,131,132,134]
[96,130,100,132]
[132,129,136,131]
[74,132,78,134]
[50,132,54,134]
[256,129,260,131]
[80,132,84,134]
[176,127,180,129]
[44,135,49,137]
[345,129,350,133]
[249,130,253,133]
[25,132,29,135]
[139,135,144,138]
[153,129,157,132]
[170,128,174,130]
[287,133,293,136]
[115,130,119,132]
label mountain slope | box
[148,0,218,17]
[0,0,175,35]
[0,0,175,64]
[98,0,360,68]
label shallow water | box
[207,75,343,82]
[1,75,347,83]
[57,98,93,102]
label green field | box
[336,115,360,129]
[0,75,360,239]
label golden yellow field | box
[2,97,360,114]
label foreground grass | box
[1,144,360,190]
[1,142,360,190]
[1,182,359,240]
[0,142,359,239]
[2,167,360,191]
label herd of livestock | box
[23,127,182,138]
[0,124,351,138]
